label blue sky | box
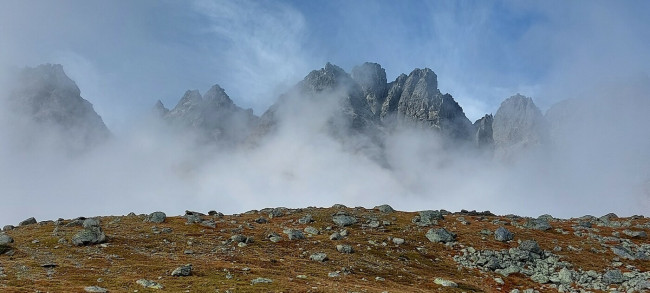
[1,0,649,130]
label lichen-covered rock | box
[426,228,456,243]
[147,212,166,223]
[494,227,514,242]
[171,264,192,277]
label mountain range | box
[4,63,568,160]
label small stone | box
[494,277,505,285]
[368,220,381,228]
[329,232,342,240]
[251,277,273,285]
[558,268,573,285]
[136,279,164,289]
[171,264,192,277]
[310,252,329,262]
[84,286,108,293]
[328,271,340,278]
[336,244,354,253]
[19,217,37,226]
[392,238,405,245]
[434,277,458,287]
[296,275,308,279]
[375,276,385,281]
[147,212,166,223]
[254,217,268,224]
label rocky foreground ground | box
[0,205,649,292]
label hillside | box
[1,206,648,292]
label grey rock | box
[603,269,624,284]
[304,226,319,235]
[267,208,285,218]
[254,217,268,224]
[231,234,253,244]
[332,214,357,227]
[623,230,647,238]
[374,204,395,213]
[82,218,101,229]
[611,246,636,260]
[2,225,14,231]
[147,212,166,223]
[336,244,354,253]
[309,252,329,262]
[557,268,573,285]
[498,265,520,277]
[392,237,405,245]
[171,264,192,277]
[413,210,443,226]
[283,229,305,240]
[251,277,273,285]
[531,273,549,284]
[425,228,456,243]
[298,214,313,224]
[495,227,514,242]
[136,279,164,289]
[0,234,14,245]
[434,277,458,287]
[519,240,542,254]
[72,224,106,246]
[84,286,108,293]
[524,218,552,231]
[329,232,342,240]
[19,217,37,226]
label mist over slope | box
[0,63,649,226]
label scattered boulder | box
[84,286,108,293]
[310,252,329,262]
[519,240,542,254]
[267,233,282,243]
[0,234,14,245]
[412,210,443,226]
[171,264,192,277]
[336,244,354,254]
[283,229,305,240]
[231,234,253,244]
[374,204,395,213]
[136,279,164,289]
[2,225,14,231]
[494,227,514,242]
[19,217,37,226]
[332,214,357,227]
[434,278,458,287]
[146,212,166,223]
[298,214,313,224]
[602,269,624,284]
[523,218,551,231]
[425,228,456,243]
[329,232,342,240]
[304,227,319,235]
[623,229,647,238]
[254,217,268,224]
[72,219,107,246]
[251,277,273,285]
[184,211,203,224]
[392,238,405,245]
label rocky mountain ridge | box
[4,62,576,159]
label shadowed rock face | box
[7,64,110,150]
[492,94,548,158]
[474,114,494,149]
[351,62,388,118]
[160,84,259,146]
[382,68,473,141]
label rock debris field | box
[0,205,648,292]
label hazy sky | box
[1,0,648,130]
[0,1,649,224]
